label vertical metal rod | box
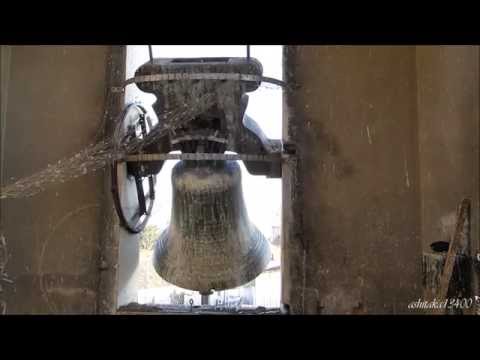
[148,45,153,63]
[246,45,250,61]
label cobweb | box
[0,78,285,201]
[0,81,223,200]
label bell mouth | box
[153,224,271,293]
[152,160,271,293]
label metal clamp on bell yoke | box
[112,54,284,234]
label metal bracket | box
[111,86,125,93]
[283,142,297,155]
[123,152,283,163]
[124,73,286,88]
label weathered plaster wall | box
[0,46,112,313]
[283,45,479,314]
[416,46,479,254]
[284,46,423,314]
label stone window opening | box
[116,46,284,314]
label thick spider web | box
[0,79,283,200]
[0,81,223,199]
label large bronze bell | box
[153,160,271,294]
